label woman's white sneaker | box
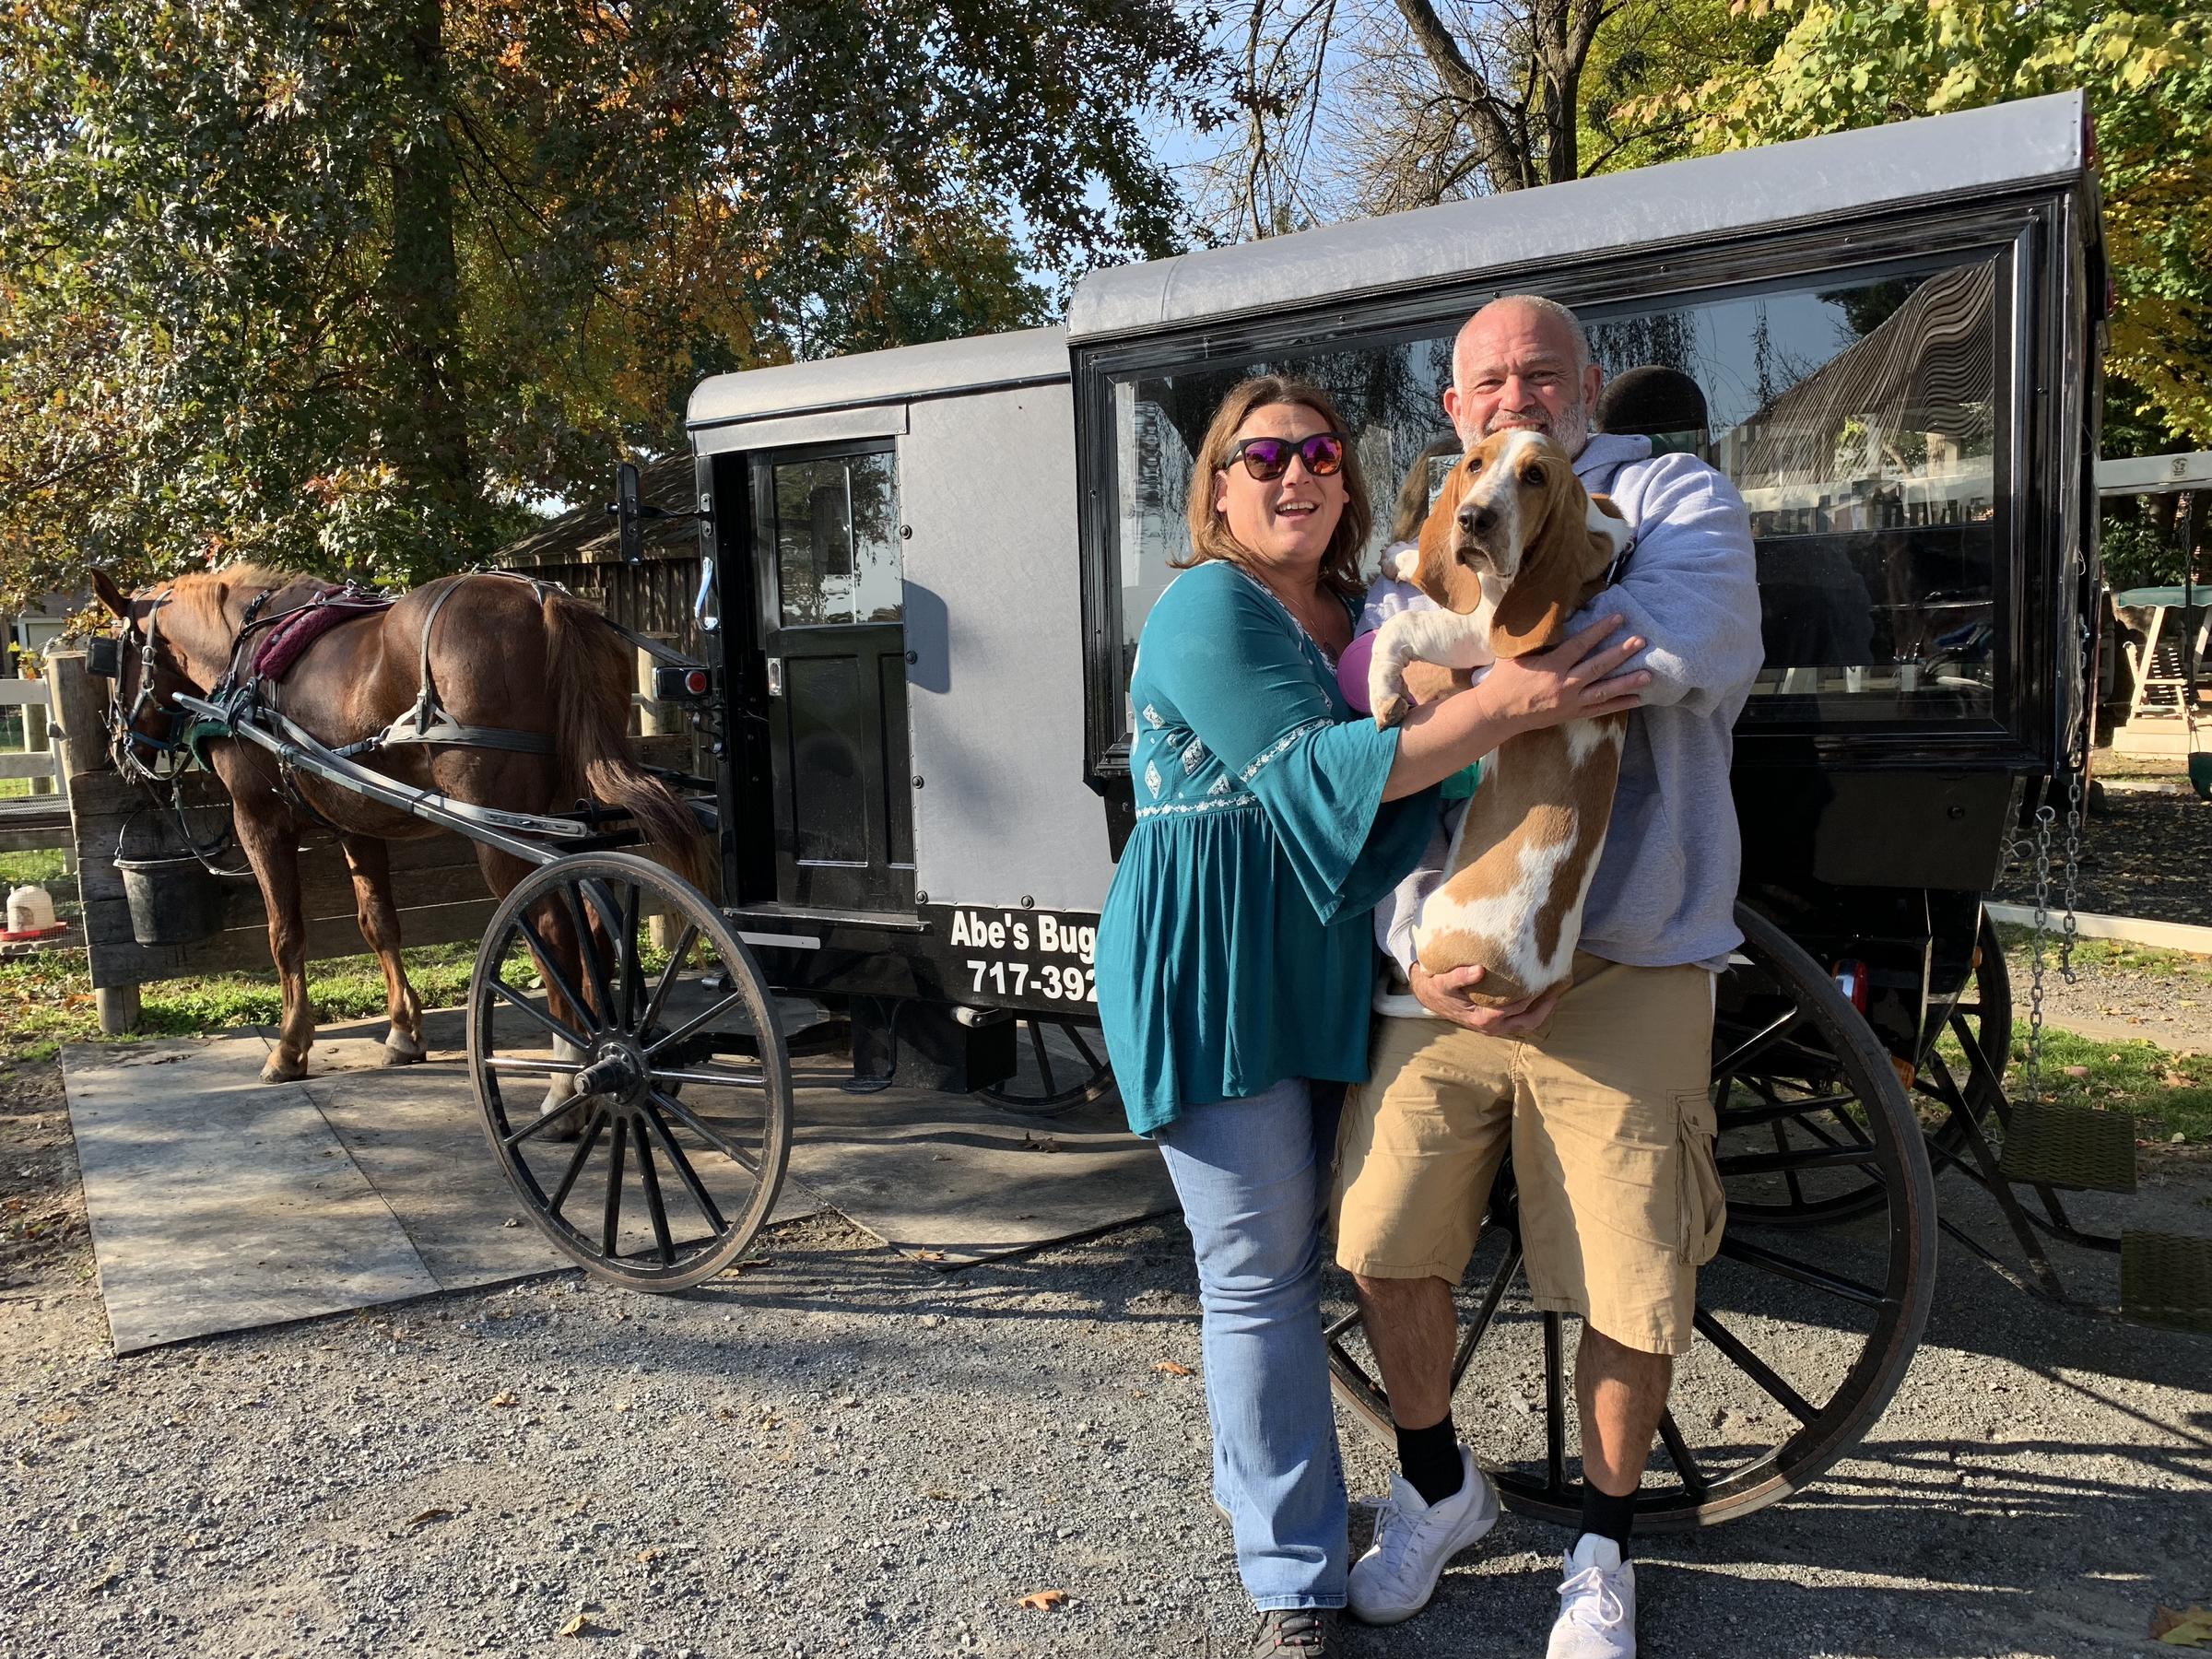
[1346,1446,1499,1624]
[1547,1532,1636,1658]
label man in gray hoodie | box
[1330,295,1764,1659]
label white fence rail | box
[0,677,69,830]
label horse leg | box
[237,811,315,1084]
[476,845,593,1127]
[339,834,425,1065]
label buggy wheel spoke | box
[633,1125,676,1265]
[645,991,750,1060]
[1717,1144,1881,1178]
[651,1065,766,1090]
[602,1116,628,1257]
[642,1104,728,1235]
[488,975,591,1052]
[500,1095,589,1150]
[1714,1006,1803,1077]
[1029,1020,1058,1098]
[653,1088,764,1177]
[618,881,642,1030]
[637,922,699,1041]
[560,881,617,1026]
[1694,1308,1816,1423]
[483,1053,583,1077]
[1066,1026,1102,1073]
[513,912,596,1040]
[1542,1312,1568,1497]
[1449,1243,1524,1392]
[1773,1120,1806,1207]
[547,1109,607,1219]
[1718,1236,1888,1308]
[1656,1410,1709,1499]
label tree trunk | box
[378,0,473,538]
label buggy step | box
[1996,1101,2139,1193]
[2121,1231,2212,1334]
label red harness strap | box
[251,587,396,683]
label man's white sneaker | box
[1547,1532,1637,1659]
[1346,1446,1499,1624]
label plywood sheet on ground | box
[61,1004,1171,1351]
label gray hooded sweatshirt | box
[1366,432,1765,973]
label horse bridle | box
[92,588,198,786]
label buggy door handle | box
[766,657,784,697]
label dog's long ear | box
[1487,475,1589,657]
[91,568,129,617]
[1411,472,1459,607]
[1587,492,1632,570]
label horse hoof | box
[382,1033,427,1066]
[261,1056,307,1084]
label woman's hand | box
[1472,613,1649,734]
[1409,963,1563,1034]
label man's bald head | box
[1443,295,1605,458]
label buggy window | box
[767,449,903,627]
[1100,251,2006,744]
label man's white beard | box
[1481,399,1590,458]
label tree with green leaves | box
[0,0,1218,606]
[1650,0,2210,448]
[1192,0,1785,232]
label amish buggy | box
[88,88,2204,1532]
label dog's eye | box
[1465,456,1483,473]
[1523,465,1547,488]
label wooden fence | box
[44,649,697,1033]
[0,675,71,853]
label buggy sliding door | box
[748,442,914,914]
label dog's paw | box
[1373,692,1410,730]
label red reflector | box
[1831,959,1869,1014]
[684,669,709,696]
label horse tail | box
[542,593,706,889]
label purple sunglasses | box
[1227,431,1348,481]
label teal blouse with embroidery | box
[1095,560,1439,1136]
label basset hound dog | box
[1368,428,1634,1008]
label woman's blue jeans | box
[1155,1077,1346,1612]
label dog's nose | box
[1458,504,1497,535]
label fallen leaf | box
[920,1487,958,1501]
[406,1508,453,1527]
[1152,1359,1196,1377]
[2152,1604,2212,1646]
[636,1546,664,1565]
[912,1250,947,1263]
[486,1390,519,1408]
[1018,1589,1069,1611]
[559,1613,597,1637]
[2064,1065,2091,1079]
[36,1408,75,1426]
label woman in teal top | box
[1094,375,1649,1656]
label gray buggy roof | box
[687,93,2084,426]
[1066,92,2086,342]
[688,324,1065,432]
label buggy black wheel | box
[1325,900,1936,1530]
[974,1016,1118,1117]
[468,852,794,1292]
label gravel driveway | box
[5,1054,2211,1659]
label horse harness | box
[105,570,689,836]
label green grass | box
[2008,1027,2212,1145]
[1995,924,2212,983]
[0,848,68,887]
[0,940,491,1064]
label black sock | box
[1394,1415,1464,1507]
[1578,1480,1636,1554]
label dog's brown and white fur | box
[1369,429,1633,1007]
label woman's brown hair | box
[1178,375,1372,605]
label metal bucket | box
[112,853,228,947]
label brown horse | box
[91,564,700,1085]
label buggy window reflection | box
[1106,253,2002,733]
[771,450,903,628]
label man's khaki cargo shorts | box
[1331,955,1724,1357]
